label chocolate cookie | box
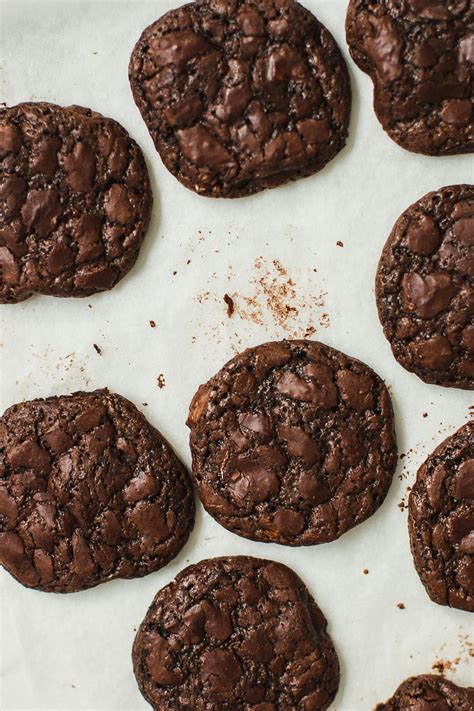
[375,185,474,389]
[374,674,474,711]
[346,1,474,156]
[0,102,152,303]
[133,556,339,710]
[129,0,351,198]
[0,390,194,592]
[408,421,473,612]
[187,339,397,545]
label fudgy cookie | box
[133,556,339,710]
[374,674,474,711]
[129,0,351,198]
[0,102,152,303]
[346,1,473,156]
[187,340,397,545]
[0,390,194,592]
[408,421,473,612]
[376,185,474,390]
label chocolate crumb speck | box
[172,271,177,276]
[336,241,344,247]
[363,569,369,575]
[149,320,156,328]
[223,293,234,318]
[423,412,428,417]
[397,603,405,609]
[93,344,102,355]
[157,374,166,389]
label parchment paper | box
[1,1,473,709]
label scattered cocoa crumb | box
[336,240,344,247]
[397,603,405,609]
[172,271,177,276]
[432,657,460,674]
[93,344,102,355]
[88,304,92,309]
[156,374,166,389]
[400,453,406,459]
[223,293,234,318]
[187,259,191,264]
[363,568,369,575]
[142,403,148,407]
[422,412,428,417]
[149,320,156,328]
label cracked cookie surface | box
[376,185,474,390]
[0,390,194,592]
[374,673,474,710]
[133,556,339,710]
[187,340,397,545]
[0,102,152,303]
[346,0,474,155]
[129,0,351,197]
[408,421,473,612]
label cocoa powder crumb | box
[93,344,102,355]
[223,294,234,318]
[149,320,156,328]
[157,374,166,389]
[363,568,369,575]
[336,241,344,247]
[397,603,405,609]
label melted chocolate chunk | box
[346,1,473,155]
[375,674,474,711]
[0,103,152,303]
[129,0,351,197]
[187,339,397,545]
[408,421,474,612]
[0,390,194,592]
[133,556,339,710]
[376,184,473,389]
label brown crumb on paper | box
[223,294,234,318]
[156,374,166,389]
[396,603,405,609]
[149,320,156,328]
[93,344,102,355]
[336,240,344,247]
[363,569,369,575]
[233,257,329,337]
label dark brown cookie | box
[0,390,194,592]
[408,421,473,612]
[375,185,473,390]
[374,674,474,711]
[0,102,152,303]
[133,556,339,710]
[346,1,473,156]
[187,339,397,545]
[129,0,351,198]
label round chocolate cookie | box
[133,556,339,710]
[0,102,152,303]
[408,421,473,612]
[129,0,351,198]
[375,185,473,389]
[374,674,474,711]
[0,390,194,592]
[346,1,474,156]
[187,339,397,545]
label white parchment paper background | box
[1,1,473,709]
